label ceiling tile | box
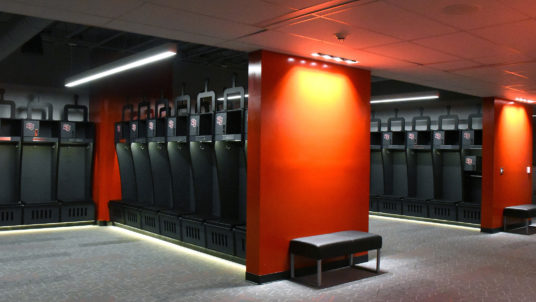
[471,20,536,59]
[414,32,518,60]
[148,0,293,25]
[0,0,111,25]
[472,52,531,65]
[426,60,481,71]
[386,0,528,30]
[35,0,144,19]
[119,3,261,40]
[366,42,459,65]
[496,0,536,18]
[324,1,457,40]
[216,40,260,52]
[278,17,399,49]
[105,20,225,46]
[453,66,531,86]
[262,0,332,10]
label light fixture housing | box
[370,91,440,104]
[65,43,177,87]
[311,52,358,64]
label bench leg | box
[376,249,381,273]
[290,253,295,278]
[504,216,507,232]
[526,219,529,235]
[317,259,322,287]
[349,254,354,267]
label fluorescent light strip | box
[66,51,176,87]
[217,94,249,101]
[370,95,439,104]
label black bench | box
[289,230,382,287]
[504,204,536,234]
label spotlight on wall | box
[371,91,440,104]
[311,52,358,64]
[65,43,177,87]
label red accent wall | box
[246,50,371,276]
[482,98,533,230]
[90,60,173,221]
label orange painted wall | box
[482,98,533,230]
[246,50,371,276]
[90,60,173,221]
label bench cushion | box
[332,231,382,251]
[290,233,351,259]
[504,204,536,219]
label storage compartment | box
[158,212,182,240]
[206,221,235,255]
[378,196,403,214]
[370,132,381,146]
[140,209,159,234]
[402,198,428,218]
[61,202,95,222]
[124,207,141,229]
[181,217,206,247]
[23,204,60,224]
[0,205,22,226]
[457,203,481,224]
[199,113,213,136]
[428,201,457,221]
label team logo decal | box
[408,133,415,140]
[117,125,121,133]
[168,120,175,129]
[464,132,471,139]
[25,122,34,131]
[383,133,390,140]
[216,115,224,126]
[149,121,154,130]
[63,123,71,132]
[190,118,197,128]
[465,157,473,165]
[434,132,442,140]
[131,123,137,132]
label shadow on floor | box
[292,266,385,289]
[505,225,536,235]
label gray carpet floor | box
[0,216,535,301]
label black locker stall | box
[109,104,137,224]
[158,92,195,241]
[0,92,23,226]
[207,80,247,256]
[183,82,220,247]
[57,102,95,222]
[20,102,60,224]
[127,101,155,228]
[403,116,434,218]
[430,115,462,221]
[378,117,407,214]
[459,114,482,224]
[141,98,173,234]
[369,118,383,212]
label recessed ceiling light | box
[322,54,332,59]
[288,58,295,62]
[300,60,306,64]
[345,59,358,64]
[311,53,320,57]
[322,64,328,68]
[311,62,317,66]
[333,57,343,62]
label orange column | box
[246,50,371,282]
[481,98,533,232]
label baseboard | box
[97,220,110,226]
[245,255,369,284]
[481,227,502,233]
